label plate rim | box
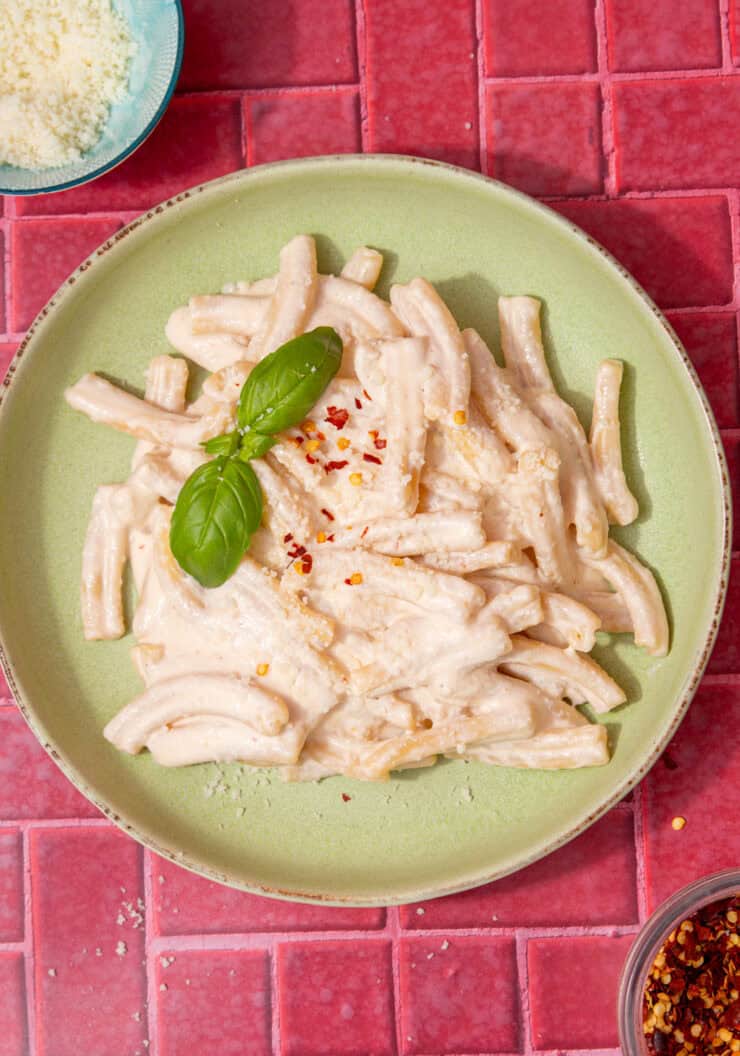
[0,154,732,905]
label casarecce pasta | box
[65,235,669,781]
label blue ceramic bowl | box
[0,0,184,196]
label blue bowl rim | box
[0,0,185,197]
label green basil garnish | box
[170,457,263,588]
[238,326,342,437]
[171,327,342,587]
[202,431,240,457]
[237,433,276,461]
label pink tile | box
[487,82,602,195]
[0,710,100,819]
[614,78,740,191]
[278,940,394,1056]
[246,89,361,166]
[152,855,385,935]
[0,829,23,942]
[665,312,739,428]
[528,935,634,1049]
[0,344,18,387]
[11,217,122,332]
[400,809,637,929]
[156,949,270,1056]
[606,0,721,71]
[399,936,518,1055]
[707,556,740,674]
[365,0,479,169]
[178,0,357,90]
[0,954,26,1056]
[16,97,243,216]
[31,827,147,1056]
[552,196,733,309]
[643,682,740,911]
[484,0,595,75]
[733,0,740,63]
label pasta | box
[65,235,669,781]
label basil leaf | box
[238,326,342,436]
[237,433,276,461]
[202,431,240,457]
[169,457,263,588]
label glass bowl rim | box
[0,0,185,197]
[618,868,740,1054]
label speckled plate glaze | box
[0,156,730,905]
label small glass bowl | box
[618,869,740,1055]
[0,0,184,196]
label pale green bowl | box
[0,157,730,904]
[0,0,184,196]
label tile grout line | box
[353,0,370,151]
[474,0,488,175]
[388,905,403,1055]
[594,0,617,196]
[270,937,282,1056]
[632,780,650,924]
[482,66,739,84]
[3,209,12,337]
[239,90,249,170]
[21,827,38,1056]
[143,850,159,1056]
[174,83,362,99]
[145,921,642,952]
[730,188,740,310]
[720,0,734,71]
[0,817,113,830]
[515,932,533,1055]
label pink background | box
[1,1,740,1053]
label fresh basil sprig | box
[169,326,342,588]
[238,326,343,435]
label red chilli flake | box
[354,397,362,410]
[301,554,313,575]
[325,406,349,430]
[283,533,293,544]
[305,453,317,465]
[294,435,305,445]
[321,508,335,521]
[363,453,382,465]
[643,894,740,1056]
[363,389,372,401]
[327,533,335,542]
[373,437,387,450]
[341,793,351,802]
[324,460,349,473]
[360,526,369,539]
[287,544,307,560]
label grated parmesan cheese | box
[0,0,135,170]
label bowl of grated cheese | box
[0,0,184,196]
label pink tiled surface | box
[0,2,739,1054]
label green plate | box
[0,156,730,905]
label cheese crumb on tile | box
[0,0,136,169]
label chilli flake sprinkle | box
[324,460,349,474]
[325,406,349,430]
